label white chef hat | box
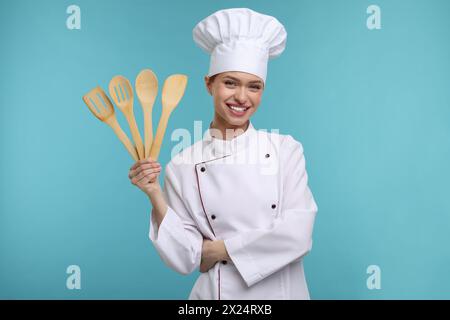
[193,8,287,83]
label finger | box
[137,174,157,186]
[131,168,158,185]
[130,158,159,171]
[130,159,145,171]
[135,169,160,184]
[129,163,160,180]
[130,160,161,174]
[132,171,158,185]
[199,261,213,273]
[137,167,161,180]
[133,163,161,175]
[199,261,206,273]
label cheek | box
[214,88,233,104]
[213,94,225,108]
[250,92,263,106]
[213,94,227,114]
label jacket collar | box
[202,121,257,159]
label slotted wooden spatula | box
[82,87,139,161]
[136,69,158,159]
[149,74,188,161]
[109,75,145,160]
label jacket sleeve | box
[224,135,318,287]
[149,163,203,275]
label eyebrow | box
[223,76,263,85]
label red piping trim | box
[194,165,215,237]
[218,267,221,300]
[194,155,230,300]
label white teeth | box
[228,105,248,112]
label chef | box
[128,8,318,300]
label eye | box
[224,80,237,87]
[249,84,262,91]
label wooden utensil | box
[82,86,139,161]
[135,69,158,159]
[109,75,145,160]
[149,74,188,161]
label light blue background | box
[1,0,449,299]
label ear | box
[204,76,212,96]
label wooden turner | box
[82,87,139,161]
[109,75,145,160]
[149,74,188,161]
[135,69,158,159]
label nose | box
[234,87,247,104]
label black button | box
[211,214,216,220]
[200,167,206,172]
[222,260,227,265]
[265,153,270,158]
[271,204,277,209]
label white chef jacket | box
[149,121,318,300]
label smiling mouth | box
[226,103,250,113]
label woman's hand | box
[200,239,230,273]
[128,158,162,197]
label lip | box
[226,103,250,117]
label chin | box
[225,116,249,126]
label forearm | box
[215,240,231,261]
[204,240,231,262]
[147,184,168,228]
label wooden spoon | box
[149,74,188,161]
[82,86,139,161]
[135,69,158,159]
[109,75,145,160]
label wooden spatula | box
[135,69,158,159]
[82,86,139,161]
[109,75,145,160]
[149,74,188,161]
